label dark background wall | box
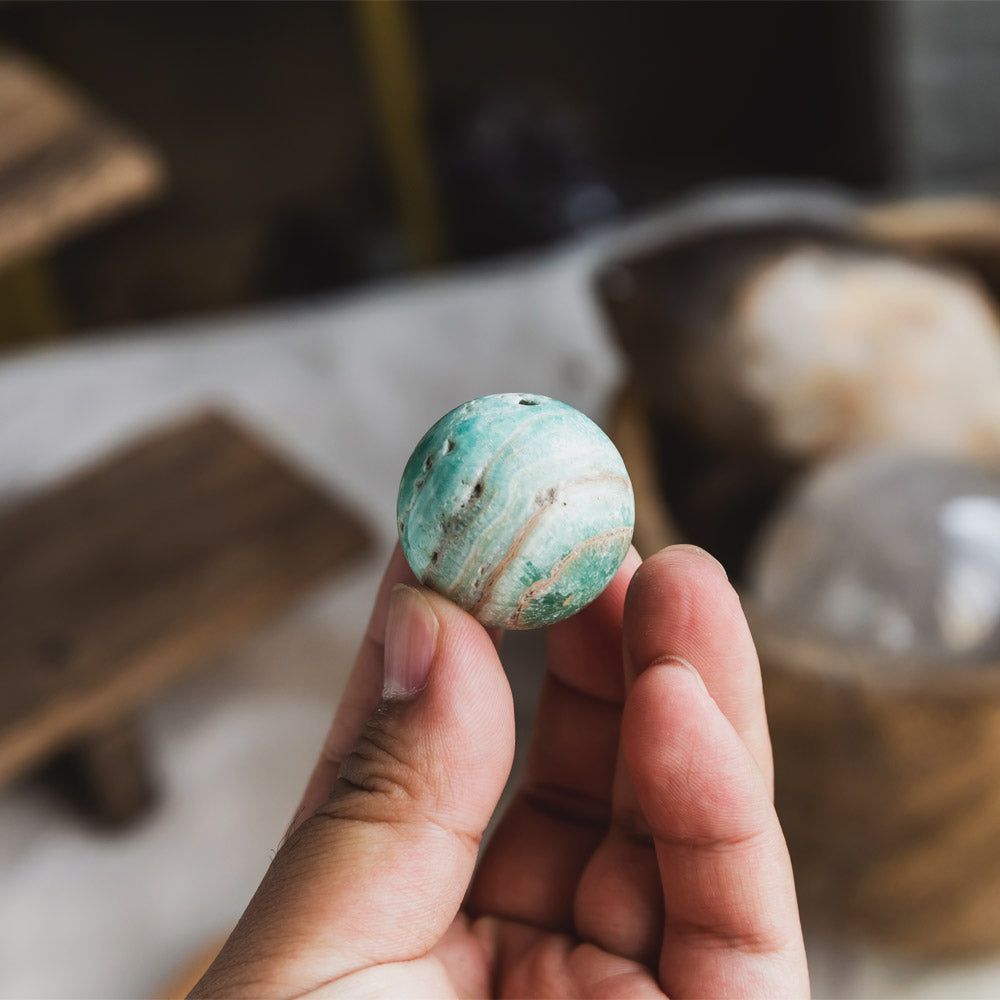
[0,1,888,333]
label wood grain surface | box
[0,410,372,787]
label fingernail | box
[668,543,728,580]
[652,655,711,697]
[384,584,439,699]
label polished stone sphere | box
[397,393,634,628]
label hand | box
[191,544,809,998]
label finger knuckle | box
[325,706,426,820]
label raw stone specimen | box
[397,393,634,628]
[597,221,1000,575]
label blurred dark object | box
[260,212,376,299]
[436,93,624,258]
[0,411,372,827]
[416,1,885,194]
[43,715,157,829]
[606,194,1000,956]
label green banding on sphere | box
[396,393,635,629]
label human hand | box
[191,544,809,998]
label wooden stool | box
[0,411,371,826]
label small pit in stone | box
[519,398,539,406]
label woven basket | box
[603,195,1000,957]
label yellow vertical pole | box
[0,259,64,350]
[354,0,449,269]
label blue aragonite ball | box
[396,393,635,629]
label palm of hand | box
[193,547,807,1000]
[431,915,667,999]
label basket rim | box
[746,599,1000,696]
[608,386,1000,698]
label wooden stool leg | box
[59,714,159,827]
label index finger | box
[624,545,773,790]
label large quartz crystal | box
[748,449,1000,663]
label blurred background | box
[4,1,1000,997]
[0,0,998,341]
[0,0,960,342]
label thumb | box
[193,585,515,997]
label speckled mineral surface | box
[397,393,634,628]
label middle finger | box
[466,547,641,930]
